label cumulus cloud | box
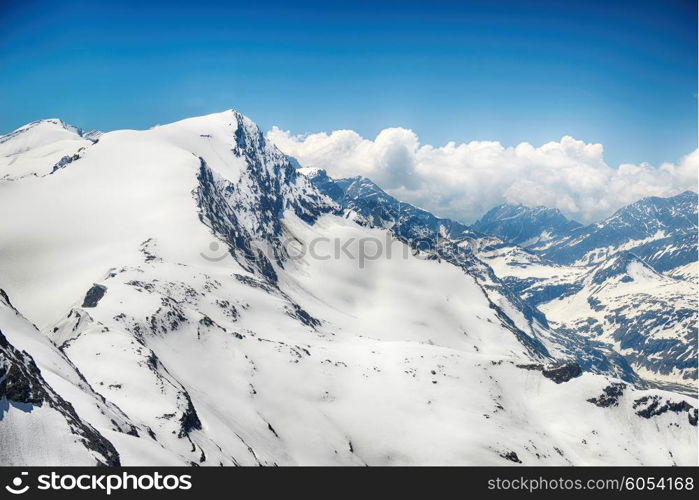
[268,126,698,224]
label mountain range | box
[303,170,698,392]
[473,203,583,248]
[0,112,696,466]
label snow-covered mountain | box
[303,169,644,385]
[474,192,698,274]
[0,289,130,465]
[541,253,697,387]
[469,195,698,392]
[300,170,546,333]
[303,169,481,242]
[0,119,101,181]
[0,111,696,465]
[483,249,697,391]
[303,169,697,394]
[473,203,582,249]
[540,191,698,272]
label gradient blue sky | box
[0,0,696,166]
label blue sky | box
[0,0,696,167]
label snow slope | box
[303,170,643,384]
[0,289,122,465]
[0,111,696,465]
[0,119,97,181]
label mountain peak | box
[589,252,663,285]
[636,190,698,205]
[0,118,100,180]
[603,190,698,232]
[297,167,328,179]
[302,170,479,242]
[1,118,106,148]
[2,118,83,143]
[677,190,698,199]
[473,202,581,248]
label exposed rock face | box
[178,392,202,438]
[0,328,120,466]
[633,395,698,426]
[82,284,107,308]
[194,113,338,283]
[587,383,627,407]
[517,361,583,384]
[542,362,583,383]
[500,450,522,463]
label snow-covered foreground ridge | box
[302,170,698,392]
[0,111,696,466]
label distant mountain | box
[302,168,480,242]
[479,240,697,391]
[0,119,100,181]
[471,192,698,391]
[540,191,698,272]
[473,203,582,248]
[538,252,697,388]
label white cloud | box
[268,126,698,224]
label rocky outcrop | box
[0,328,120,465]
